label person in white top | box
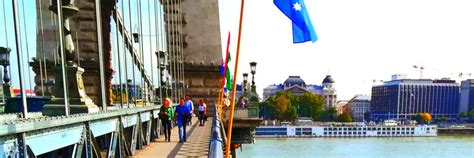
[198,98,207,126]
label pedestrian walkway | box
[134,117,212,158]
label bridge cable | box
[129,0,137,107]
[171,0,177,102]
[1,0,9,102]
[12,0,30,118]
[21,0,34,94]
[165,0,171,101]
[115,0,124,108]
[121,0,129,108]
[2,0,8,46]
[147,0,154,104]
[154,0,162,104]
[37,0,45,96]
[176,0,182,100]
[49,0,58,66]
[138,0,145,105]
[179,0,185,97]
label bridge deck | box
[134,118,212,158]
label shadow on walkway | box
[134,118,212,158]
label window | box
[324,132,327,135]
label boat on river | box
[255,121,437,137]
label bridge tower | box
[164,0,223,113]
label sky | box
[1,0,474,100]
[218,0,474,100]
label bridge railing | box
[209,106,225,158]
[0,1,189,157]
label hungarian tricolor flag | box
[222,51,233,91]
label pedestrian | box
[159,97,174,142]
[185,96,194,125]
[175,98,191,142]
[198,99,207,126]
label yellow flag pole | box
[225,0,245,157]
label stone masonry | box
[34,0,115,107]
[163,0,223,115]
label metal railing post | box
[12,0,28,118]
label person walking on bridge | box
[160,98,174,142]
[185,96,194,125]
[198,99,207,126]
[175,98,191,142]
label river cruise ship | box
[255,121,437,137]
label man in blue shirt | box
[184,96,194,125]
[175,98,191,142]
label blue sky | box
[0,0,36,91]
[218,0,474,100]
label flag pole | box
[218,32,231,118]
[225,0,245,157]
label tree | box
[337,112,353,122]
[459,112,468,118]
[296,92,325,120]
[258,101,275,119]
[422,113,432,123]
[468,108,474,119]
[268,91,298,121]
[320,107,338,122]
[416,112,432,124]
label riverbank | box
[438,128,474,134]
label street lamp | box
[250,62,257,75]
[133,33,139,43]
[156,51,169,98]
[0,47,11,97]
[249,62,257,92]
[243,73,248,95]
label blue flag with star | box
[274,0,318,43]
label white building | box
[263,75,337,109]
[348,95,371,122]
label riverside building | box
[263,75,337,109]
[371,79,460,121]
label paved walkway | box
[133,118,211,158]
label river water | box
[237,135,474,158]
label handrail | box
[209,106,224,158]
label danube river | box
[237,135,474,158]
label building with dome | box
[263,75,337,109]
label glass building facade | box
[460,79,474,112]
[371,79,460,121]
